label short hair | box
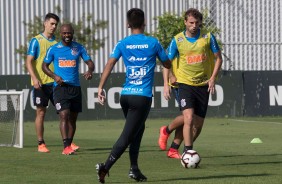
[127,8,145,29]
[44,13,60,23]
[184,8,203,22]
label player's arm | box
[25,39,41,89]
[83,60,94,80]
[162,66,171,100]
[42,62,63,85]
[42,47,64,85]
[208,34,223,94]
[98,57,118,105]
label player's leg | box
[191,85,209,142]
[178,84,195,153]
[167,124,183,159]
[53,85,74,155]
[159,87,184,151]
[33,86,51,153]
[68,86,82,151]
[192,114,204,142]
[128,96,151,182]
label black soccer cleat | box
[128,168,147,182]
[96,163,109,183]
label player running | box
[95,8,171,183]
[160,8,222,155]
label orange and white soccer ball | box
[181,150,201,168]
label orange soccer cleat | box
[71,143,80,151]
[167,148,181,159]
[158,126,169,150]
[62,146,75,155]
[38,144,50,153]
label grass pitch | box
[0,117,282,184]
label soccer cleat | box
[71,143,80,151]
[38,144,50,153]
[158,126,169,150]
[128,168,147,182]
[62,146,75,155]
[167,148,181,159]
[96,163,109,183]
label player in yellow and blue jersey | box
[95,8,171,183]
[26,13,59,153]
[42,23,94,155]
[160,8,222,156]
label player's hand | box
[169,75,177,86]
[98,88,106,105]
[163,84,171,100]
[83,71,93,80]
[207,77,216,94]
[32,78,41,89]
[54,75,64,86]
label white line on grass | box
[229,119,282,125]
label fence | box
[0,0,281,75]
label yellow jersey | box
[174,31,215,86]
[28,34,57,85]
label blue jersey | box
[111,34,169,97]
[44,41,91,86]
[167,30,220,60]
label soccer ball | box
[181,150,201,168]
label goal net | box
[0,91,24,148]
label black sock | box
[130,165,139,171]
[38,140,45,145]
[165,126,172,134]
[68,138,73,144]
[183,145,193,153]
[170,142,180,150]
[104,153,118,171]
[63,139,69,148]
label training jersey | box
[27,33,57,85]
[44,41,91,87]
[167,29,220,86]
[110,34,169,97]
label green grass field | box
[1,117,282,184]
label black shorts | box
[171,87,181,110]
[32,84,54,107]
[178,83,209,118]
[53,84,82,113]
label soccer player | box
[95,8,171,183]
[159,57,184,159]
[162,8,222,155]
[25,13,60,153]
[42,23,94,155]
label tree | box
[152,10,221,49]
[16,6,108,71]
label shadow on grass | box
[106,173,273,183]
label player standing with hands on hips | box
[42,23,94,155]
[163,8,222,155]
[26,13,60,153]
[96,8,171,183]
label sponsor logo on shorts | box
[36,97,41,104]
[181,99,186,107]
[56,103,61,110]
